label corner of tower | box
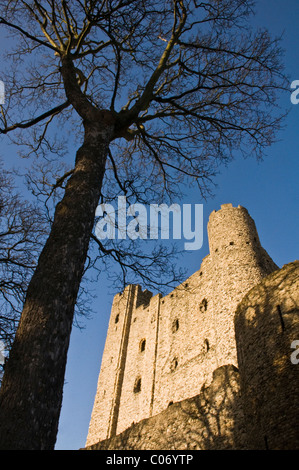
[112,283,156,310]
[111,284,135,308]
[135,285,154,309]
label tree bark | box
[0,120,113,449]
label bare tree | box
[0,0,287,449]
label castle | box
[85,204,299,450]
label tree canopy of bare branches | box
[0,162,47,376]
[0,0,288,449]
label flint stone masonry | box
[235,261,299,450]
[84,365,248,450]
[85,204,298,450]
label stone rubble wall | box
[84,365,249,451]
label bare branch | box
[0,16,59,52]
[0,100,70,134]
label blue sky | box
[0,1,298,450]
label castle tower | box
[85,283,157,445]
[86,204,278,448]
[85,285,137,442]
[207,203,278,366]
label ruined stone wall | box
[235,261,299,450]
[86,204,279,448]
[84,365,249,451]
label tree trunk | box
[0,120,112,449]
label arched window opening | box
[139,338,146,352]
[204,339,210,352]
[115,314,119,324]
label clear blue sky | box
[1,1,299,450]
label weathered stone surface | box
[235,261,299,450]
[84,365,248,450]
[85,205,298,451]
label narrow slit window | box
[133,377,141,394]
[170,357,178,372]
[172,318,179,333]
[277,305,285,332]
[139,339,146,352]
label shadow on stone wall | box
[84,364,249,450]
[234,261,299,450]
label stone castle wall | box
[85,204,279,447]
[84,261,299,451]
[84,365,249,451]
[235,261,299,449]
